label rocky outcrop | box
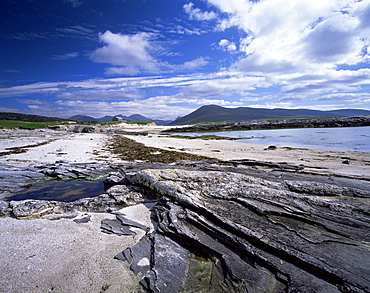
[117,168,370,293]
[165,115,370,132]
[1,161,369,292]
[0,162,157,218]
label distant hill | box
[70,114,172,125]
[0,112,69,122]
[69,115,98,122]
[169,105,370,125]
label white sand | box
[0,204,154,293]
[0,131,119,167]
[129,134,370,178]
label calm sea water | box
[173,126,370,152]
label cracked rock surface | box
[120,167,370,293]
[1,160,370,292]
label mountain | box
[127,114,149,121]
[169,105,370,125]
[0,112,69,122]
[69,114,172,125]
[97,116,115,122]
[69,115,98,122]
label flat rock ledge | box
[1,161,370,292]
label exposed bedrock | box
[122,168,370,293]
[1,161,370,292]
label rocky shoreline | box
[1,158,370,292]
[164,115,370,132]
[1,128,370,292]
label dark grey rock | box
[73,125,98,133]
[101,218,136,235]
[123,168,370,293]
[10,199,58,218]
[104,172,127,187]
[101,213,148,236]
[2,160,370,292]
[0,200,10,216]
[106,184,156,206]
[116,214,147,231]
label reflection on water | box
[172,126,370,152]
[7,178,106,202]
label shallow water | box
[173,126,370,152]
[7,178,106,202]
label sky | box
[1,0,370,120]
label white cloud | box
[104,66,140,76]
[218,39,237,51]
[91,31,159,75]
[0,106,20,112]
[183,2,217,21]
[182,57,209,69]
[53,98,192,120]
[52,52,79,60]
[57,88,144,100]
[207,0,370,74]
[15,98,48,105]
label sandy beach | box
[1,128,369,178]
[132,133,370,178]
[0,126,369,292]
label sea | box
[172,126,370,152]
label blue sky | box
[1,0,370,120]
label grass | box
[0,120,63,129]
[126,121,153,125]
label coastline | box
[128,133,370,179]
[0,126,369,292]
[1,127,369,178]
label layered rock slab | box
[122,168,370,293]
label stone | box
[1,160,370,292]
[101,218,136,236]
[106,184,156,206]
[101,213,148,236]
[123,168,370,293]
[73,214,91,223]
[0,200,10,217]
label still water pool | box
[7,178,106,202]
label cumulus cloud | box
[218,39,237,51]
[91,31,159,75]
[207,0,370,74]
[183,2,217,21]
